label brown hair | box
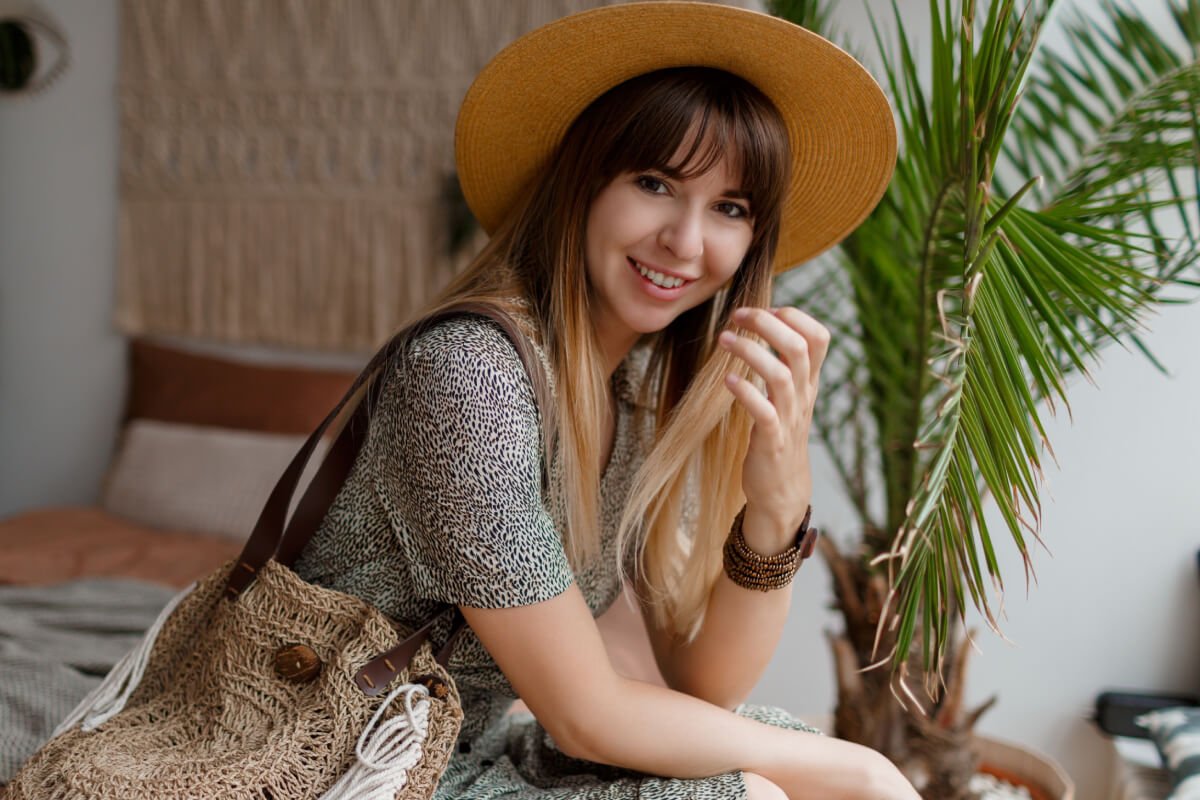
[405,66,791,643]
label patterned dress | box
[294,311,821,799]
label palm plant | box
[768,0,1200,795]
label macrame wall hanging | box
[116,0,756,351]
[116,0,605,351]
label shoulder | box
[370,313,549,481]
[395,312,544,407]
[406,313,525,374]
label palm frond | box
[773,0,1200,680]
[1004,0,1200,254]
[881,0,1199,676]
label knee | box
[742,770,788,800]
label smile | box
[627,258,693,290]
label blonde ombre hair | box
[400,67,791,644]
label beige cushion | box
[101,419,329,541]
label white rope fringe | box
[320,683,432,800]
[52,583,195,737]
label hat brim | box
[455,1,897,273]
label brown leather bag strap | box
[223,301,551,696]
[353,606,468,697]
[274,301,555,568]
[270,380,380,569]
[225,301,551,600]
[223,339,397,599]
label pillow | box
[101,419,331,541]
[1137,706,1200,798]
[126,338,358,435]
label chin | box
[626,310,680,337]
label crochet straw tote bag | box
[7,302,551,800]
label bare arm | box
[648,304,833,709]
[460,582,920,800]
[638,507,797,711]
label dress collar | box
[611,340,657,411]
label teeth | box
[634,260,684,289]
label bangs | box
[594,67,791,221]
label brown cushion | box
[126,339,359,435]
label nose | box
[657,205,704,263]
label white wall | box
[0,0,122,513]
[1,2,1197,798]
[0,0,363,515]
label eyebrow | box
[654,167,752,203]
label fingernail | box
[732,308,749,321]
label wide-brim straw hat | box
[454,1,898,273]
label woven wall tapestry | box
[116,0,756,350]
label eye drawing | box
[0,11,70,98]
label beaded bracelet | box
[722,505,819,591]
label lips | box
[627,257,695,285]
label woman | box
[297,3,912,799]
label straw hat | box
[454,1,897,273]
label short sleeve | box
[369,315,574,608]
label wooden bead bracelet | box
[722,505,820,591]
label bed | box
[0,338,360,781]
[0,337,665,786]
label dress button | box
[480,759,494,767]
[458,741,472,754]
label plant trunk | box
[820,534,997,800]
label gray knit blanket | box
[0,578,176,783]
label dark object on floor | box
[1093,690,1200,739]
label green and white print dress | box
[294,310,821,799]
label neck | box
[595,325,641,381]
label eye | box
[635,174,670,195]
[0,14,70,97]
[716,201,751,220]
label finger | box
[717,328,796,417]
[773,306,831,387]
[732,308,812,396]
[723,371,781,435]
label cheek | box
[584,191,622,257]
[591,185,658,246]
[711,228,753,280]
[583,202,611,275]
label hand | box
[856,750,925,800]
[755,729,923,800]
[717,306,830,538]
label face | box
[583,142,754,359]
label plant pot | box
[799,714,1075,799]
[974,735,1075,800]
